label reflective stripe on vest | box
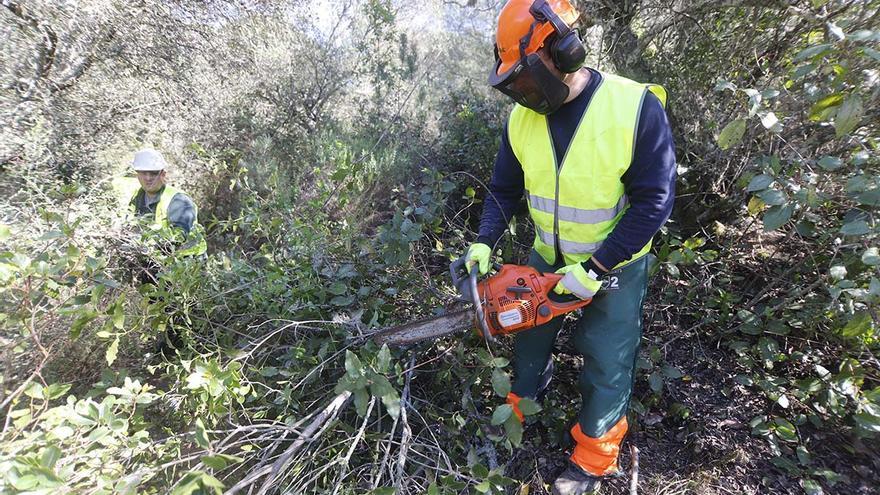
[509,72,667,267]
[528,193,629,225]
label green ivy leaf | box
[757,189,787,206]
[839,220,870,236]
[746,174,774,192]
[763,204,794,231]
[717,119,747,150]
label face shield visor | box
[489,49,570,115]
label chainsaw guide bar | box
[372,308,475,346]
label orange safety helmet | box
[492,0,581,79]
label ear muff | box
[549,30,586,73]
[529,0,586,73]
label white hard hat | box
[131,149,167,171]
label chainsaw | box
[372,257,592,346]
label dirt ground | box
[498,296,880,495]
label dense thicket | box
[1,1,878,494]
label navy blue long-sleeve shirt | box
[477,68,676,270]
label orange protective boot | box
[569,417,628,476]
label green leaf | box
[797,445,812,465]
[369,488,396,495]
[746,174,774,192]
[201,454,244,470]
[662,366,683,379]
[773,417,798,442]
[763,204,793,231]
[793,43,832,62]
[717,119,747,150]
[801,479,824,495]
[381,392,401,420]
[195,418,211,449]
[491,367,511,398]
[808,93,843,121]
[840,220,870,236]
[331,295,355,306]
[327,281,348,295]
[41,445,61,468]
[517,398,542,416]
[816,156,843,171]
[714,80,737,92]
[834,95,863,137]
[840,311,873,339]
[345,350,364,379]
[376,345,392,373]
[492,357,509,368]
[863,47,880,63]
[862,248,880,266]
[758,189,787,206]
[105,337,119,366]
[747,196,766,216]
[471,463,489,478]
[0,224,10,240]
[354,388,370,416]
[259,367,278,377]
[112,299,124,330]
[491,404,513,425]
[504,413,523,446]
[648,371,663,393]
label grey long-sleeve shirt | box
[132,186,196,234]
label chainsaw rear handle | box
[534,272,593,316]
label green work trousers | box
[511,250,651,437]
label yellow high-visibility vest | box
[508,72,667,268]
[129,185,207,257]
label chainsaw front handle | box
[449,256,496,342]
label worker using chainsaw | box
[466,1,676,493]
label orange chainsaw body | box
[475,264,591,337]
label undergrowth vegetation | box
[1,1,878,494]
